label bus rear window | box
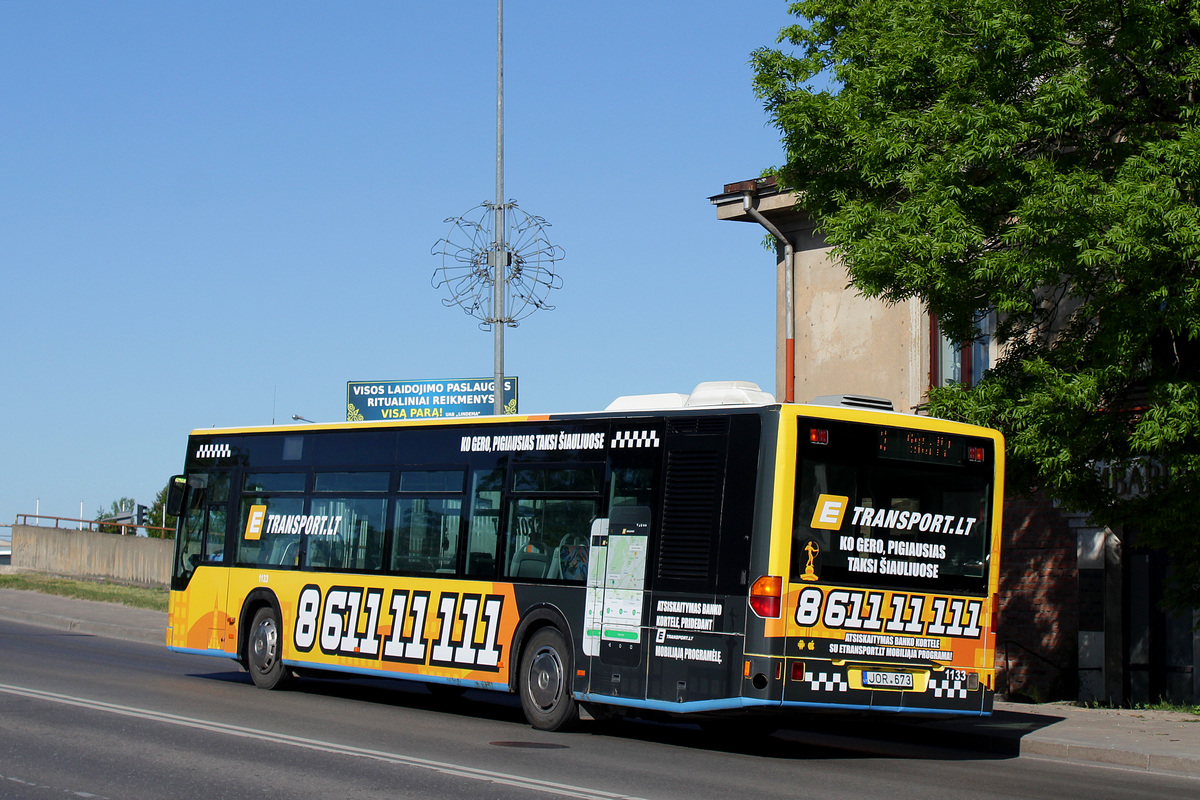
[792,421,993,595]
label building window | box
[931,312,993,388]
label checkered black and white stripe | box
[612,430,660,448]
[930,678,967,699]
[195,443,232,459]
[808,672,849,692]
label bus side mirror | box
[166,475,189,517]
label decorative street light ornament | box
[431,1,563,416]
[432,201,563,330]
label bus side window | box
[503,465,602,583]
[504,497,597,582]
[466,468,504,578]
[393,496,462,574]
[506,499,547,577]
[203,506,228,563]
[236,496,304,568]
[307,497,387,572]
[236,472,306,570]
[609,466,655,509]
[392,470,467,575]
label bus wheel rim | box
[528,647,563,710]
[252,618,278,672]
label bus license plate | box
[863,671,913,689]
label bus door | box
[170,469,233,652]
[586,506,651,650]
[583,506,651,701]
[580,421,664,703]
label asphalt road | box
[0,619,1196,800]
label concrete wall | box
[12,525,171,586]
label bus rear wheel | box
[247,606,294,690]
[519,627,578,731]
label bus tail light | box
[790,661,806,681]
[810,428,829,445]
[749,575,783,618]
[968,445,986,462]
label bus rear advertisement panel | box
[775,584,994,713]
[760,414,1002,714]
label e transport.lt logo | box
[810,494,850,530]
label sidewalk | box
[0,585,166,646]
[0,583,1197,775]
[888,699,1200,775]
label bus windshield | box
[792,419,993,596]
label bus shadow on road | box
[187,668,530,725]
[582,715,1023,763]
[188,668,1027,763]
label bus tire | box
[247,606,294,690]
[518,627,578,731]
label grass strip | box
[0,572,168,612]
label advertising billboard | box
[346,377,518,421]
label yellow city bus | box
[166,382,1003,731]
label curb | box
[0,606,165,646]
[788,714,1200,776]
[1017,738,1200,775]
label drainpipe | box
[742,192,795,403]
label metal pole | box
[492,0,506,415]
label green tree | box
[148,482,177,539]
[753,1,1200,607]
[95,497,135,535]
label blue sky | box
[1,1,794,526]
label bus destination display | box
[877,428,967,465]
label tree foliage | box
[148,482,177,539]
[753,0,1200,607]
[94,489,175,538]
[94,497,135,535]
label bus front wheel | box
[519,627,578,731]
[247,606,294,690]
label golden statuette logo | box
[801,540,820,582]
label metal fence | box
[15,514,174,538]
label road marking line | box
[0,682,647,800]
[1,771,111,800]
